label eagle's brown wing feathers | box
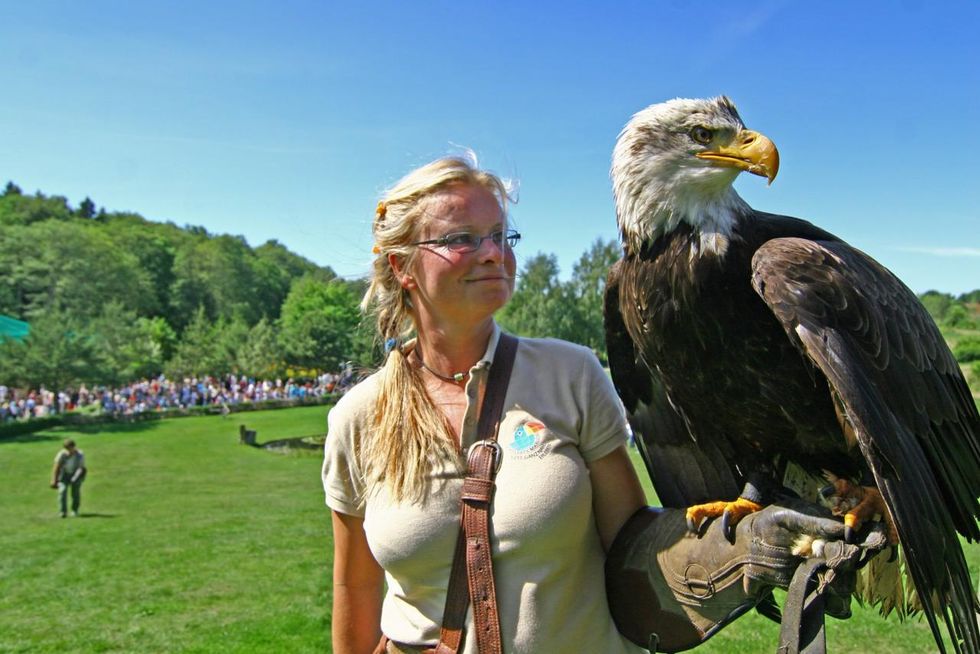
[751,236,980,652]
[604,259,741,508]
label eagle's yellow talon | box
[828,482,898,545]
[686,498,763,535]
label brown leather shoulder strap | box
[437,332,519,654]
[475,333,518,446]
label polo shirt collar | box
[475,321,502,370]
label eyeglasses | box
[410,229,521,254]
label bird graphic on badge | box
[511,421,546,452]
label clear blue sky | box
[2,1,978,294]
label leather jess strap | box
[435,332,519,654]
[776,557,829,654]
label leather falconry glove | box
[606,499,888,653]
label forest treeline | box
[0,182,372,390]
[1,181,978,391]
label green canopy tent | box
[0,315,29,342]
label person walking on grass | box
[51,438,86,518]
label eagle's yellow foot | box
[820,474,898,545]
[686,497,764,537]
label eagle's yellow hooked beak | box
[696,129,779,185]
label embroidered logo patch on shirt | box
[510,420,546,454]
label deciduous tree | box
[0,309,95,390]
[279,276,360,372]
[497,253,583,342]
[569,238,621,360]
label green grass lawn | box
[0,406,333,654]
[0,408,975,652]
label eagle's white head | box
[611,96,779,256]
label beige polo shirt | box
[323,326,642,653]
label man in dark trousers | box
[50,439,86,517]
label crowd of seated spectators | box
[0,366,356,424]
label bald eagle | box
[604,96,980,653]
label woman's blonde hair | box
[360,155,515,503]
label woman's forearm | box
[332,581,383,654]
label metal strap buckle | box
[467,439,503,474]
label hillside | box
[0,181,334,332]
[919,291,980,398]
[0,181,373,388]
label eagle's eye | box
[690,126,713,145]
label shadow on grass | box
[256,434,326,453]
[76,513,118,519]
[61,420,163,435]
[0,419,162,446]
[0,431,63,445]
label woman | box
[323,156,647,653]
[322,156,879,654]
